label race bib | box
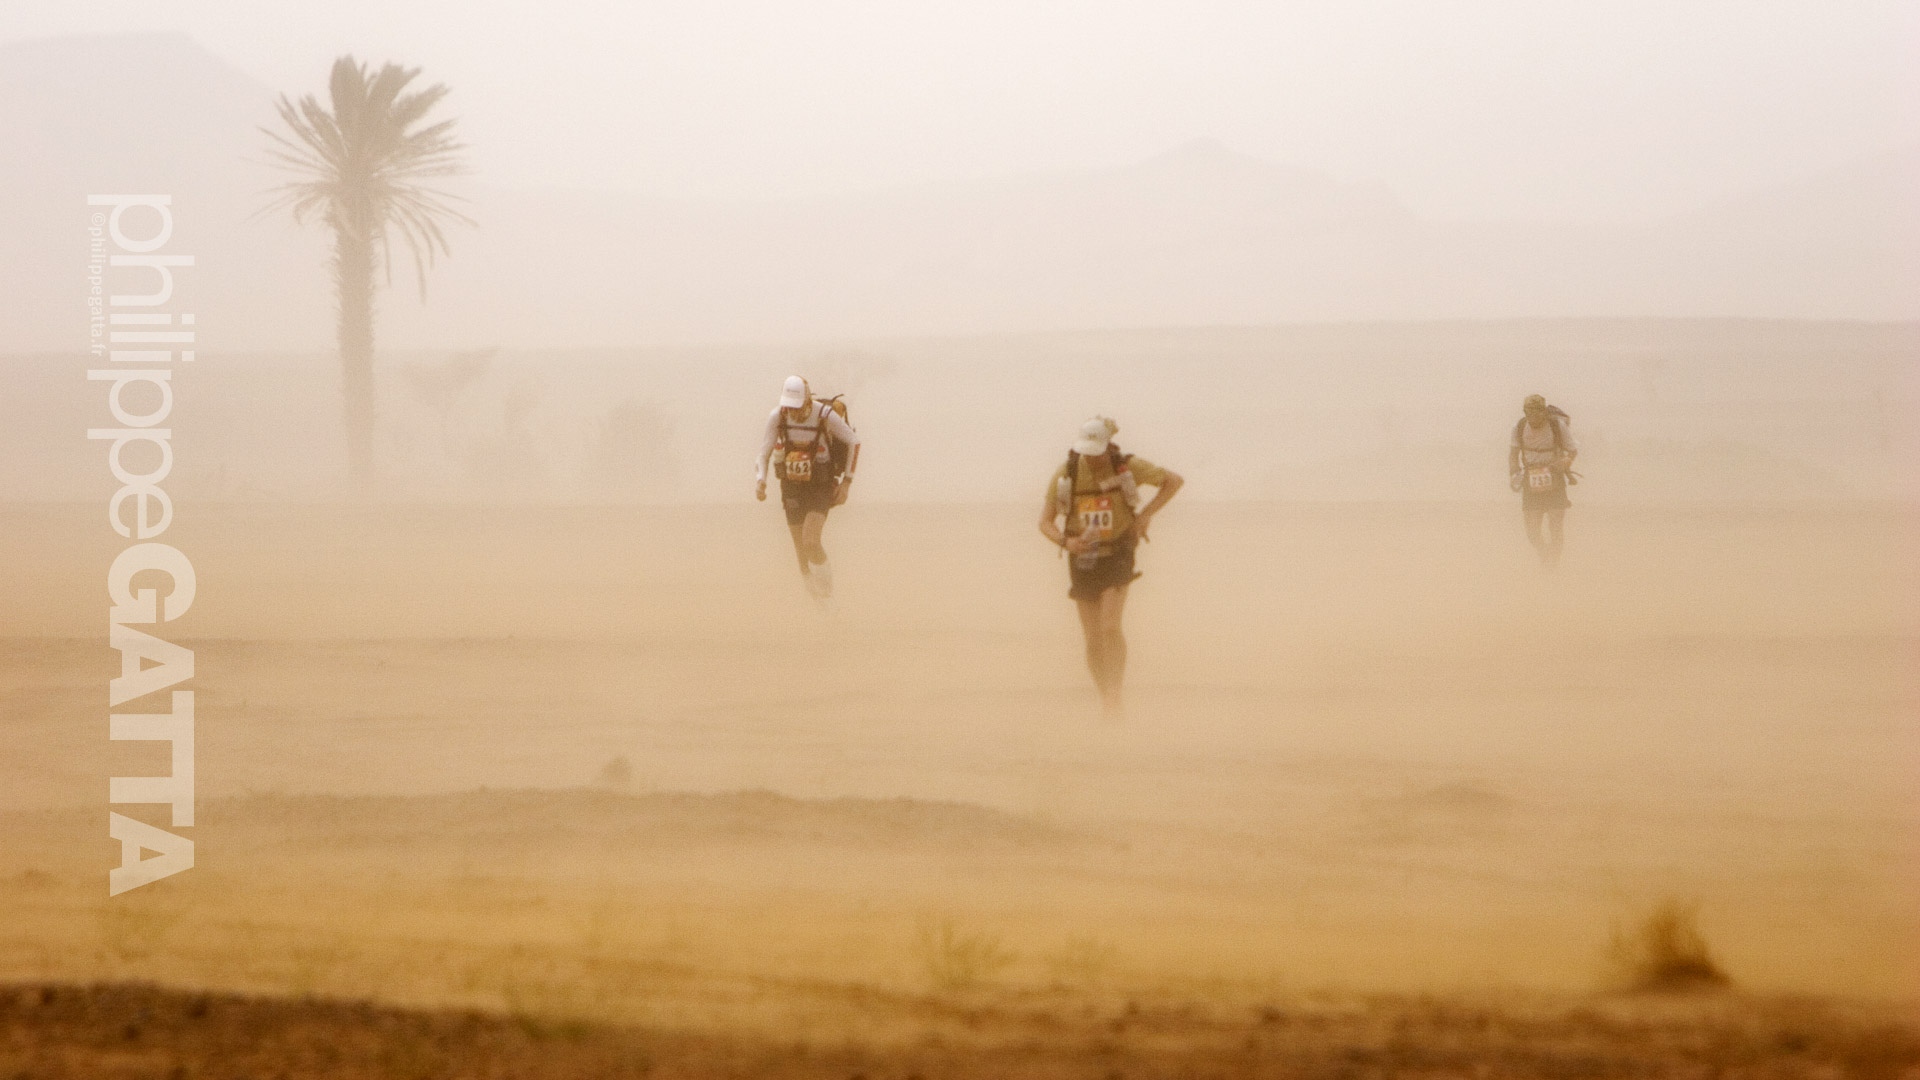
[783,449,813,482]
[1075,494,1115,541]
[1526,465,1555,491]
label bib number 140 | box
[1076,496,1114,539]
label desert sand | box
[1,494,1915,1073]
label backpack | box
[1513,405,1571,453]
[778,394,853,480]
[1513,405,1578,487]
[821,396,851,474]
[1055,444,1138,519]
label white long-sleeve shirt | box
[1511,414,1577,468]
[756,400,860,483]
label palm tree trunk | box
[335,225,377,495]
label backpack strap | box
[779,401,830,445]
[1060,447,1138,522]
[778,399,809,447]
[817,396,842,450]
[1514,416,1564,456]
[1109,447,1140,510]
[1057,451,1081,519]
[776,402,820,481]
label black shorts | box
[780,479,837,526]
[1520,473,1571,512]
[1067,538,1139,601]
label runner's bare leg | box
[1523,507,1548,565]
[1098,584,1130,714]
[1544,508,1566,567]
[1075,596,1105,690]
[1076,585,1130,715]
[785,522,810,576]
[785,512,829,571]
[801,510,828,566]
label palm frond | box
[262,53,474,298]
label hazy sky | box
[6,0,1917,220]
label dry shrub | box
[1608,899,1731,993]
[914,917,1017,992]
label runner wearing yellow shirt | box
[1037,417,1183,718]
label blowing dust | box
[2,485,1915,1023]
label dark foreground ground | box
[3,982,1917,1080]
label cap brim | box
[1072,437,1108,455]
[779,393,806,408]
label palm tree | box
[263,57,472,492]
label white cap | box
[779,375,808,409]
[1071,416,1116,456]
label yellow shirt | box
[1047,454,1168,543]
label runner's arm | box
[1040,491,1084,551]
[754,410,780,485]
[840,444,860,485]
[1038,492,1064,545]
[824,409,861,479]
[1130,471,1182,536]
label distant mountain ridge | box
[4,32,1916,352]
